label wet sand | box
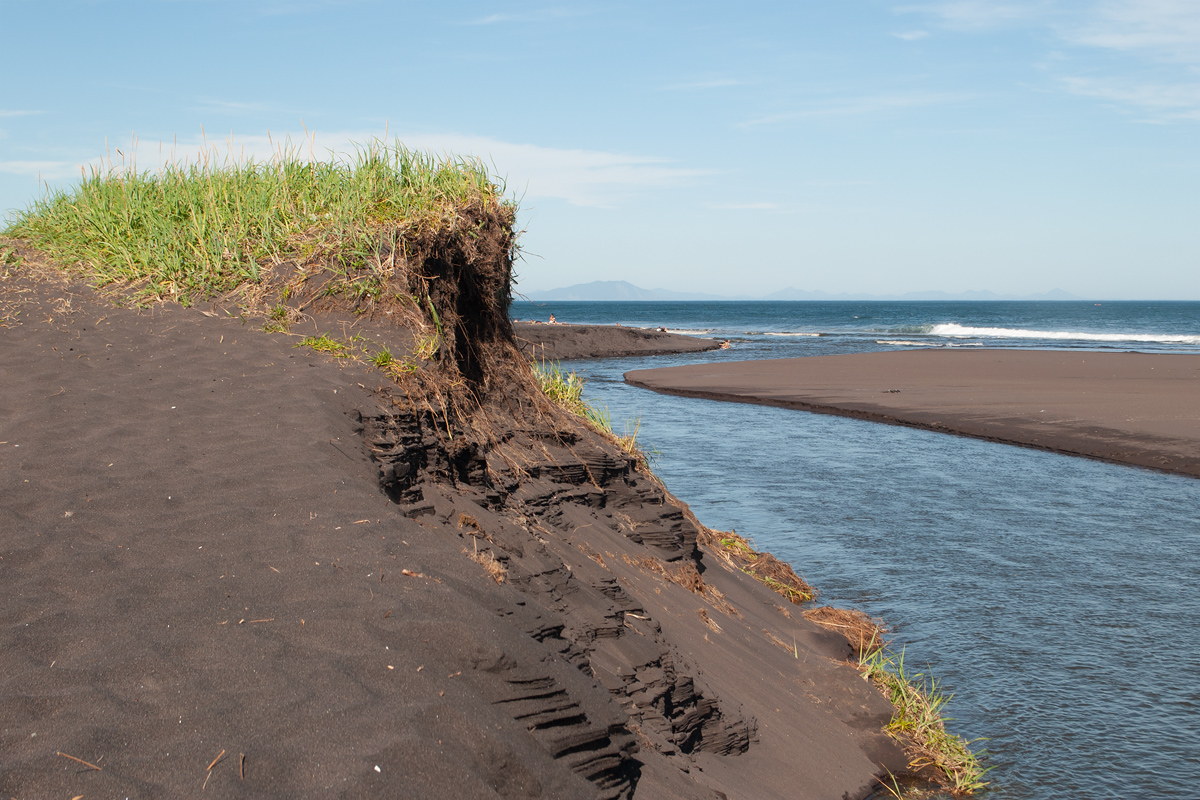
[626,350,1200,478]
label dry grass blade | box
[803,606,888,658]
[699,528,816,603]
[464,546,507,584]
[56,751,102,771]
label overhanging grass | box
[3,139,505,302]
[859,645,990,795]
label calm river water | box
[513,301,1200,799]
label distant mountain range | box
[521,280,1081,302]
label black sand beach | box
[626,350,1200,478]
[1,275,907,799]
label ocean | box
[511,300,1200,799]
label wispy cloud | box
[0,110,44,118]
[897,1,1041,31]
[662,78,744,90]
[193,98,274,115]
[0,160,76,178]
[399,133,711,206]
[468,13,509,25]
[464,7,587,26]
[1069,0,1200,62]
[69,130,709,208]
[708,202,779,210]
[1062,76,1200,121]
[899,1,1200,120]
[892,29,931,40]
[740,92,965,127]
[805,179,875,186]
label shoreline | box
[513,320,721,360]
[626,349,1200,479]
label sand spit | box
[1,273,907,799]
[626,349,1200,478]
[514,321,720,361]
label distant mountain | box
[522,280,739,301]
[524,280,1082,302]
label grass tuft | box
[532,361,647,462]
[702,528,816,603]
[859,645,991,795]
[464,546,507,584]
[297,334,350,357]
[3,138,506,303]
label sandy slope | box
[2,278,905,799]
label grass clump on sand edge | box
[860,646,991,797]
[2,137,522,412]
[3,139,506,306]
[701,528,817,603]
[532,360,646,462]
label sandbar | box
[513,320,719,360]
[626,350,1200,478]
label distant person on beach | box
[548,314,557,324]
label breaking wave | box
[928,322,1200,345]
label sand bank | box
[1,275,906,799]
[626,350,1200,478]
[513,321,720,360]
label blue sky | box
[2,1,1197,299]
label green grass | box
[297,334,350,357]
[859,645,990,795]
[532,361,596,420]
[532,361,646,459]
[3,139,507,302]
[372,345,418,377]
